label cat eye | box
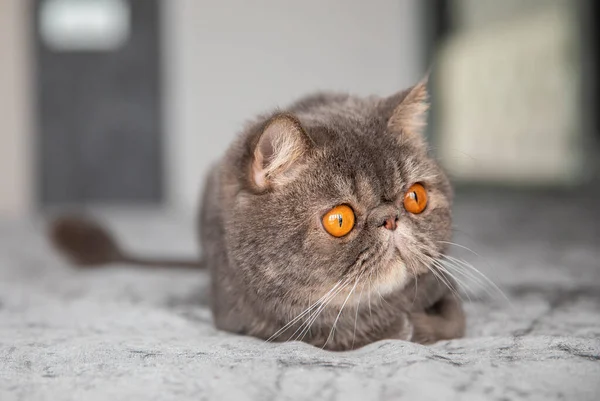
[403,183,428,214]
[322,205,355,237]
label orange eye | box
[403,183,428,214]
[322,205,355,237]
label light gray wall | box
[162,0,424,212]
[0,0,33,217]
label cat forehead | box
[306,144,417,199]
[308,131,442,194]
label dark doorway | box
[34,0,163,206]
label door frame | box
[0,0,34,217]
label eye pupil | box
[337,215,343,227]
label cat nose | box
[382,216,398,231]
[369,205,399,231]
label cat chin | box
[325,247,410,307]
[314,263,408,308]
[372,253,410,296]
[329,259,409,308]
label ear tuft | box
[387,77,430,136]
[251,114,311,189]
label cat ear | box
[251,114,312,189]
[386,77,430,140]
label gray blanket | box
[1,191,599,400]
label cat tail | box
[49,215,205,269]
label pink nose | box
[383,217,397,231]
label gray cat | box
[51,80,466,351]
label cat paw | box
[410,313,440,345]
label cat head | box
[222,80,452,307]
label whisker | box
[414,242,485,303]
[438,238,502,288]
[266,279,345,343]
[323,273,362,349]
[415,252,463,302]
[295,279,352,342]
[352,285,364,349]
[438,239,499,282]
[410,262,419,307]
[437,240,481,257]
[428,263,464,302]
[429,259,474,302]
[438,258,489,293]
[442,254,510,303]
[439,259,501,303]
[294,281,350,339]
[367,272,374,321]
[430,250,503,301]
[294,293,337,342]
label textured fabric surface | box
[1,191,599,400]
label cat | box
[50,79,466,351]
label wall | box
[0,0,33,217]
[162,0,424,212]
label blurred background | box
[0,0,598,217]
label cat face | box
[224,82,452,307]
